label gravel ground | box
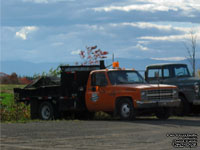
[1,117,200,150]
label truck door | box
[86,72,114,112]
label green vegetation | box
[0,84,30,122]
[0,84,25,94]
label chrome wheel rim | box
[41,105,51,120]
[121,103,130,118]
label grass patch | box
[0,84,30,122]
[0,93,14,106]
[0,84,25,94]
[94,111,113,120]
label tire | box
[155,108,170,120]
[39,102,54,120]
[118,99,135,120]
[176,96,191,116]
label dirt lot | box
[1,117,200,150]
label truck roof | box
[90,68,137,73]
[146,63,187,68]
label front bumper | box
[136,99,181,108]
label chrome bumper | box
[136,99,181,108]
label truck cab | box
[145,63,200,115]
[86,68,180,120]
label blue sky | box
[1,0,200,64]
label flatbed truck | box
[14,61,180,120]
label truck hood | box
[114,84,176,90]
[169,77,200,85]
[177,76,199,82]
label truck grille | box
[146,89,174,100]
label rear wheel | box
[118,99,135,120]
[39,102,54,120]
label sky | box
[1,0,200,64]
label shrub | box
[0,93,30,122]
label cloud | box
[139,31,200,42]
[139,35,185,41]
[136,44,149,51]
[93,0,200,17]
[110,22,198,33]
[77,24,104,31]
[111,22,172,31]
[75,24,116,37]
[16,26,38,40]
[22,0,49,3]
[22,0,71,3]
[94,4,178,12]
[151,57,186,61]
[138,41,150,44]
[71,49,81,55]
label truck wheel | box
[118,99,135,120]
[155,108,170,120]
[39,102,54,120]
[177,96,191,116]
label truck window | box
[163,68,170,78]
[91,72,108,86]
[108,71,145,85]
[174,66,190,77]
[148,68,162,78]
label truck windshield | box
[108,70,146,85]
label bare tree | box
[185,30,198,77]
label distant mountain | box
[105,58,199,71]
[1,61,62,76]
[1,58,199,76]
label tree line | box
[0,72,33,84]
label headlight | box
[194,82,199,93]
[141,91,147,100]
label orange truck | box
[14,61,180,120]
